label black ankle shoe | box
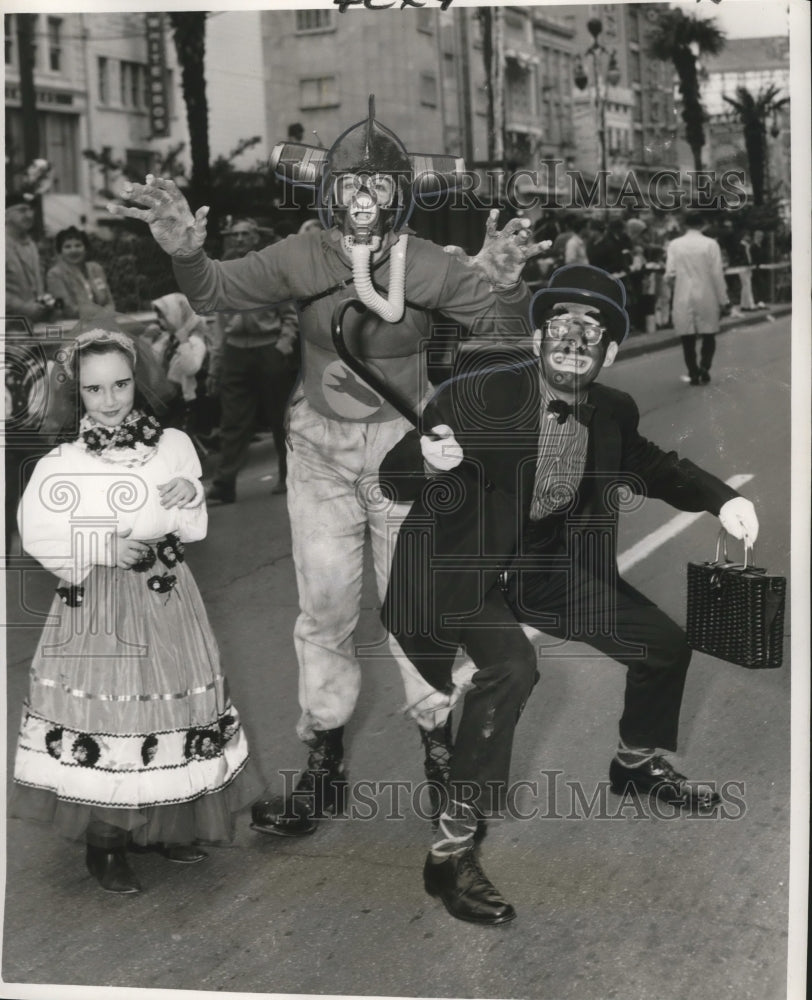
[424,848,516,925]
[86,845,142,894]
[609,755,721,808]
[130,842,208,864]
[698,368,711,384]
[250,728,347,838]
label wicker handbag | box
[686,531,786,669]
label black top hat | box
[530,264,630,344]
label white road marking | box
[616,474,754,574]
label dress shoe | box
[129,842,208,863]
[423,848,516,925]
[609,755,721,808]
[162,843,208,863]
[270,481,287,495]
[250,795,319,837]
[698,369,711,384]
[250,728,347,837]
[86,844,142,894]
[205,483,236,506]
[688,374,702,386]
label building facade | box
[4,11,267,234]
[557,3,678,190]
[700,35,791,206]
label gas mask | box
[330,171,403,253]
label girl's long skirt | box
[10,550,264,846]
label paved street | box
[3,314,796,1000]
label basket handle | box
[715,528,755,570]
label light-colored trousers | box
[286,399,471,742]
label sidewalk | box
[618,302,792,362]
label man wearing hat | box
[5,192,55,326]
[379,263,758,925]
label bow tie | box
[546,398,595,427]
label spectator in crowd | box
[587,217,632,275]
[5,193,55,327]
[46,226,115,321]
[665,210,729,385]
[549,214,574,269]
[5,192,54,551]
[148,292,211,437]
[735,232,756,310]
[750,230,768,307]
[205,218,300,503]
[562,215,590,265]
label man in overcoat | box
[379,264,759,925]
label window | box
[5,14,15,66]
[6,109,80,192]
[98,56,109,104]
[120,61,146,109]
[506,62,532,119]
[126,148,154,179]
[299,76,339,110]
[42,112,79,191]
[475,85,488,117]
[419,72,437,108]
[443,51,455,81]
[47,17,62,72]
[295,10,333,32]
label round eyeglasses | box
[543,315,607,346]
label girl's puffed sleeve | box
[165,429,208,543]
[17,451,106,584]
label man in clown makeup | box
[111,97,545,839]
[379,264,759,924]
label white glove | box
[420,424,463,472]
[719,497,759,546]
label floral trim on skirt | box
[10,550,265,844]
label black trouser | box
[681,333,716,377]
[449,587,539,815]
[214,343,297,489]
[508,567,690,752]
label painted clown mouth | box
[549,352,594,373]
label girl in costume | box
[10,325,262,894]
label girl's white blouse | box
[19,427,207,584]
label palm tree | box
[647,8,726,172]
[723,85,789,205]
[168,12,211,208]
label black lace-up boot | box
[251,727,347,837]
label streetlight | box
[573,17,621,216]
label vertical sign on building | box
[145,13,169,138]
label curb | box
[618,304,791,362]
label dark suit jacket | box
[379,346,739,690]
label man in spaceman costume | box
[112,97,544,837]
